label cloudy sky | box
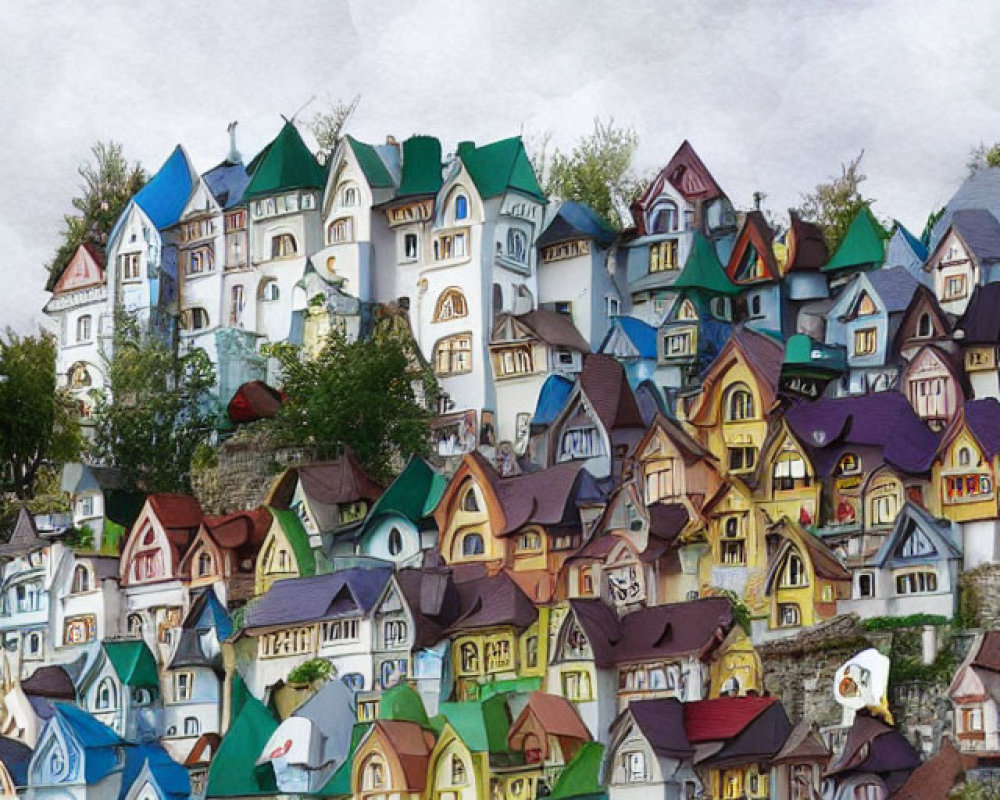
[4,0,1000,332]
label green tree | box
[90,313,216,494]
[47,141,146,289]
[266,327,437,485]
[304,95,360,164]
[539,117,645,229]
[797,150,873,251]
[0,331,82,500]
[968,141,1000,176]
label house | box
[239,566,393,697]
[822,715,920,800]
[782,212,831,311]
[117,742,190,800]
[489,308,590,448]
[724,211,785,337]
[955,282,1000,401]
[824,266,920,395]
[948,631,1000,755]
[253,506,317,595]
[77,639,161,741]
[49,548,122,654]
[161,590,232,761]
[923,209,1000,317]
[178,507,271,606]
[427,694,513,800]
[839,501,961,620]
[769,720,831,800]
[893,283,955,364]
[257,677,356,794]
[1,665,76,747]
[507,692,591,792]
[623,141,737,324]
[355,455,447,565]
[756,418,822,527]
[536,201,622,349]
[779,334,847,401]
[59,463,144,553]
[599,316,661,394]
[929,399,1000,567]
[821,204,890,288]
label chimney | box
[227,121,242,164]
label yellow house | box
[351,719,436,800]
[709,631,763,698]
[253,506,317,595]
[434,453,506,567]
[930,400,1000,523]
[428,695,513,800]
[683,326,784,478]
[757,420,821,528]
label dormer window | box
[779,552,807,587]
[196,552,213,577]
[917,312,933,338]
[455,194,469,221]
[651,201,678,233]
[341,186,359,207]
[270,234,297,259]
[725,384,755,421]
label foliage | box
[796,150,873,251]
[956,580,982,630]
[861,614,951,631]
[89,312,216,494]
[47,141,146,287]
[709,587,752,634]
[265,325,438,485]
[954,778,1000,800]
[967,141,1000,177]
[536,117,646,229]
[288,658,333,685]
[62,524,95,552]
[0,331,82,500]
[304,95,360,164]
[885,626,955,688]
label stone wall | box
[960,563,1000,629]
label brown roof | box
[578,353,645,432]
[204,507,272,550]
[648,503,690,545]
[269,449,383,508]
[973,631,1000,672]
[825,715,921,779]
[496,462,586,535]
[21,665,75,699]
[375,720,434,791]
[786,212,829,272]
[446,571,538,634]
[726,211,780,282]
[891,738,968,800]
[771,720,831,765]
[515,309,590,351]
[0,508,46,558]
[639,413,713,463]
[395,568,461,649]
[733,326,784,393]
[510,692,591,742]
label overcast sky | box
[4,0,1000,332]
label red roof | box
[578,354,645,432]
[147,494,203,552]
[227,381,283,424]
[683,696,777,743]
[204,507,272,549]
[512,692,591,741]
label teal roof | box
[397,136,443,197]
[459,137,545,202]
[672,232,740,296]
[244,122,325,199]
[346,136,395,189]
[549,741,606,800]
[103,640,159,689]
[436,695,511,754]
[269,506,316,577]
[206,693,278,797]
[364,456,446,528]
[822,205,890,272]
[782,334,847,376]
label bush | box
[861,614,950,631]
[288,658,334,686]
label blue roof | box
[538,201,616,248]
[189,588,233,641]
[893,220,928,262]
[132,146,197,230]
[119,743,190,800]
[532,374,574,427]
[52,703,123,784]
[0,738,31,786]
[865,266,921,314]
[244,567,392,629]
[601,316,658,359]
[203,161,250,210]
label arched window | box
[460,642,479,672]
[454,194,469,221]
[462,487,480,512]
[434,288,468,322]
[451,754,468,785]
[76,315,92,342]
[362,755,386,790]
[260,280,280,301]
[780,551,807,587]
[959,447,973,467]
[270,234,297,259]
[725,384,755,421]
[773,451,809,491]
[127,614,143,637]
[183,308,210,331]
[462,533,485,557]
[434,334,472,375]
[651,201,678,233]
[71,565,90,594]
[96,677,118,710]
[387,527,403,556]
[184,717,200,736]
[197,552,213,577]
[327,218,353,244]
[917,312,933,338]
[341,185,359,207]
[68,362,93,389]
[506,229,528,263]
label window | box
[962,707,984,733]
[76,315,92,342]
[496,346,533,377]
[174,672,194,702]
[184,717,200,736]
[362,756,386,790]
[645,461,678,503]
[434,288,468,321]
[71,564,91,594]
[727,446,757,473]
[322,618,360,643]
[895,570,938,595]
[945,473,993,503]
[64,615,96,645]
[562,670,592,701]
[853,327,877,356]
[721,517,746,565]
[455,194,469,220]
[49,750,65,777]
[270,234,297,258]
[25,632,41,656]
[899,529,937,558]
[434,334,472,375]
[127,614,143,637]
[944,274,967,301]
[517,532,541,553]
[651,202,678,233]
[183,308,210,331]
[869,482,900,526]
[485,639,512,671]
[856,293,877,316]
[196,552,213,577]
[327,218,353,244]
[462,487,480,513]
[858,572,875,598]
[388,527,403,556]
[917,312,933,338]
[260,280,280,302]
[460,642,479,673]
[462,533,485,557]
[853,785,884,800]
[560,427,603,460]
[649,240,678,272]
[120,252,140,280]
[607,296,621,317]
[434,232,468,261]
[773,452,810,491]
[186,246,214,275]
[750,293,762,317]
[837,453,861,475]
[780,552,807,587]
[525,635,538,668]
[403,232,418,260]
[725,384,755,421]
[623,751,646,783]
[96,677,118,710]
[383,620,408,646]
[664,330,693,356]
[341,186,359,207]
[229,285,245,325]
[959,447,973,467]
[451,754,468,785]
[506,229,528,263]
[778,603,801,627]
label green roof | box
[459,137,545,202]
[103,641,159,689]
[672,231,741,296]
[346,136,395,189]
[782,333,847,375]
[379,683,430,727]
[244,122,326,200]
[269,506,316,577]
[822,205,889,272]
[397,136,443,197]
[364,456,446,529]
[549,742,606,800]
[480,677,542,699]
[436,695,511,754]
[319,723,371,797]
[206,693,279,797]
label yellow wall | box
[439,479,503,565]
[695,359,769,477]
[428,727,488,800]
[931,429,999,522]
[709,631,763,697]
[254,522,299,595]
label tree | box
[89,313,216,494]
[796,151,873,251]
[538,117,645,229]
[47,141,146,289]
[968,141,1000,176]
[304,95,360,164]
[266,327,438,485]
[0,331,82,500]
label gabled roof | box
[49,702,124,784]
[457,137,545,202]
[396,135,443,198]
[599,316,658,359]
[549,741,605,800]
[825,715,920,780]
[202,160,250,210]
[537,201,616,248]
[244,121,325,200]
[0,508,46,558]
[946,398,1000,460]
[146,494,204,547]
[132,145,198,230]
[532,374,575,427]
[956,282,1000,343]
[929,167,1000,249]
[577,353,646,432]
[726,211,779,283]
[862,266,922,315]
[871,501,961,568]
[227,381,283,424]
[634,412,714,464]
[268,450,383,510]
[693,327,784,423]
[363,455,446,528]
[446,571,538,634]
[379,682,431,727]
[682,696,777,743]
[203,507,272,551]
[672,231,740,295]
[120,742,190,800]
[785,212,829,272]
[936,208,1000,264]
[764,520,850,589]
[177,587,233,638]
[510,692,590,743]
[972,631,1000,672]
[822,205,889,272]
[494,309,590,352]
[346,136,396,189]
[625,697,693,759]
[371,720,435,790]
[103,640,159,689]
[496,461,589,535]
[632,141,725,235]
[22,665,76,699]
[394,568,461,649]
[435,694,511,754]
[49,241,106,295]
[889,220,928,263]
[244,566,393,629]
[206,692,278,797]
[771,720,831,764]
[890,738,968,800]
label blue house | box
[723,211,785,337]
[119,743,190,800]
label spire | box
[227,121,242,164]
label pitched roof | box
[957,282,1000,343]
[52,701,123,784]
[511,692,590,742]
[147,494,204,538]
[648,502,691,545]
[705,325,784,394]
[204,507,272,551]
[436,694,511,753]
[268,506,315,577]
[446,571,538,634]
[0,737,31,787]
[865,266,922,314]
[244,121,325,200]
[891,220,928,263]
[120,742,190,800]
[600,316,658,359]
[627,698,693,758]
[269,450,383,509]
[532,374,575,427]
[960,398,1000,460]
[772,720,831,764]
[930,167,1000,248]
[890,738,967,800]
[373,720,434,790]
[972,631,1000,671]
[548,740,605,800]
[578,353,645,432]
[947,208,1000,262]
[206,693,278,796]
[103,640,159,688]
[537,201,616,248]
[21,665,75,699]
[633,141,725,234]
[0,508,45,558]
[786,212,829,272]
[682,696,777,743]
[822,205,889,272]
[672,231,740,295]
[363,456,446,528]
[379,682,430,727]
[346,136,396,189]
[396,135,443,198]
[227,381,283,424]
[496,461,588,535]
[513,309,590,351]
[202,160,250,210]
[244,566,392,629]
[132,145,198,230]
[871,501,961,568]
[395,568,461,649]
[825,715,920,779]
[458,137,545,202]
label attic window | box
[917,312,933,338]
[725,384,755,421]
[958,446,973,467]
[388,527,403,556]
[341,185,359,207]
[270,234,298,259]
[779,552,807,587]
[944,275,967,301]
[454,194,469,221]
[651,202,678,233]
[461,532,485,557]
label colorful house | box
[923,208,1000,317]
[427,694,513,800]
[820,204,889,288]
[822,715,920,800]
[724,211,785,337]
[253,506,317,595]
[948,630,1000,755]
[77,639,161,741]
[955,282,1000,401]
[769,720,831,800]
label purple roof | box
[826,715,920,782]
[244,567,392,629]
[496,462,588,535]
[962,399,1000,459]
[950,209,1000,263]
[446,571,538,634]
[785,393,939,475]
[957,283,1000,344]
[628,698,694,758]
[865,266,921,314]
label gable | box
[726,215,778,284]
[52,245,104,295]
[903,346,955,383]
[896,287,950,345]
[180,178,220,220]
[930,229,972,269]
[31,722,79,785]
[601,325,642,359]
[848,290,880,320]
[120,509,173,585]
[893,519,939,560]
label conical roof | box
[244,122,325,200]
[672,231,740,295]
[822,204,889,272]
